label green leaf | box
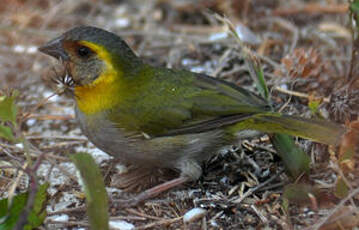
[0,124,14,142]
[281,197,289,215]
[0,94,17,125]
[245,54,270,101]
[350,1,359,18]
[283,183,318,205]
[334,177,349,198]
[70,153,109,230]
[0,183,49,230]
[308,99,320,115]
[272,134,310,178]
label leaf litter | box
[0,0,358,229]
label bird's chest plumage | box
[75,106,137,163]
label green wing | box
[109,66,344,144]
[110,67,270,136]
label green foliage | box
[308,99,321,115]
[335,177,349,198]
[0,92,18,142]
[0,93,18,125]
[0,183,49,230]
[350,0,359,28]
[70,153,109,230]
[282,183,318,209]
[272,134,310,178]
[351,0,359,12]
[234,23,311,178]
[245,54,269,101]
[0,125,14,142]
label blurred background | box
[0,0,357,229]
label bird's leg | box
[113,160,201,208]
[113,176,189,207]
[112,166,155,192]
[112,165,177,192]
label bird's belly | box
[75,108,226,169]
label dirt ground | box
[1,0,358,229]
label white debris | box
[183,207,207,223]
[235,24,261,45]
[181,58,199,66]
[37,162,77,192]
[47,192,81,212]
[48,214,69,222]
[190,66,207,73]
[32,61,42,72]
[106,187,123,195]
[15,143,24,149]
[13,45,38,53]
[210,219,219,227]
[13,45,26,53]
[76,169,84,189]
[62,106,75,115]
[26,118,36,127]
[115,164,128,174]
[115,18,130,28]
[43,90,60,102]
[279,83,288,90]
[209,24,261,45]
[209,32,228,41]
[109,220,135,230]
[27,46,37,54]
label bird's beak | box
[38,36,69,61]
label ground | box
[0,0,358,229]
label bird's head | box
[39,26,139,87]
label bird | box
[39,26,344,206]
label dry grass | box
[0,0,358,229]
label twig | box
[45,220,89,228]
[270,17,299,53]
[136,216,182,229]
[45,157,78,182]
[26,113,74,121]
[22,88,63,122]
[110,215,147,221]
[48,206,86,216]
[125,208,164,220]
[274,86,330,103]
[231,169,283,203]
[272,3,349,16]
[26,135,87,141]
[251,205,268,223]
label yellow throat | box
[74,41,122,115]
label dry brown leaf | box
[279,48,324,79]
[319,206,359,230]
[339,120,359,172]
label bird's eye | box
[77,46,92,58]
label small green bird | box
[39,26,344,206]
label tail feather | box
[230,113,344,145]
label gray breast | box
[74,106,226,169]
[75,107,137,162]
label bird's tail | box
[229,112,345,145]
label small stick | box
[274,86,330,103]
